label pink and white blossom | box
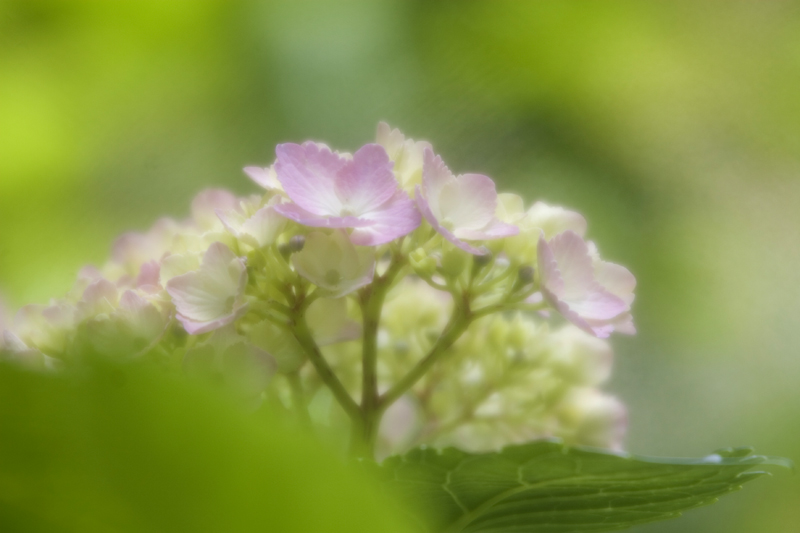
[110,217,184,279]
[538,230,635,338]
[1,330,44,367]
[191,189,240,231]
[273,142,420,246]
[0,299,40,365]
[80,288,169,357]
[590,249,637,336]
[417,149,518,255]
[292,231,375,297]
[166,242,249,335]
[13,302,77,357]
[135,260,162,292]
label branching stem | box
[352,250,406,458]
[379,296,473,412]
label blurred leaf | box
[379,441,788,533]
[0,361,413,533]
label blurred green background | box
[0,1,797,531]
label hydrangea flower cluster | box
[0,123,635,459]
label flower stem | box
[353,251,406,458]
[379,296,473,412]
[290,314,361,422]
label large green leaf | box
[379,441,789,533]
[0,361,414,533]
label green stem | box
[471,298,545,320]
[353,252,406,458]
[379,297,473,411]
[290,315,360,422]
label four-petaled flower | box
[291,230,375,298]
[166,242,249,335]
[538,231,635,338]
[416,148,518,255]
[273,142,421,246]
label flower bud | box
[409,248,436,278]
[518,266,535,284]
[279,234,306,258]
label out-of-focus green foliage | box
[1,1,798,532]
[0,360,413,532]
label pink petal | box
[177,309,248,336]
[78,265,103,282]
[275,142,346,216]
[273,202,372,228]
[350,190,421,246]
[216,209,243,237]
[333,143,397,215]
[421,148,455,202]
[112,232,150,265]
[240,205,286,247]
[119,290,148,312]
[566,289,627,321]
[416,186,487,255]
[542,287,595,335]
[539,232,630,337]
[166,243,249,334]
[81,279,119,308]
[437,173,497,231]
[594,261,636,306]
[588,313,636,336]
[455,217,519,240]
[537,234,565,297]
[243,166,281,190]
[545,231,596,300]
[191,189,239,228]
[136,260,161,289]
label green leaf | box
[379,441,790,533]
[0,361,414,533]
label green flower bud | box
[409,248,436,278]
[518,265,535,284]
[278,234,306,257]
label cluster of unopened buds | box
[0,123,636,459]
